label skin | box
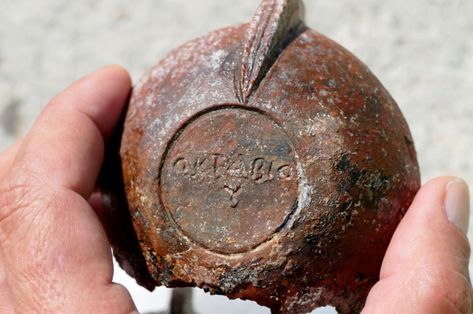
[0,66,471,313]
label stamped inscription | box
[170,154,294,209]
[172,154,294,183]
[160,108,299,254]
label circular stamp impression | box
[160,108,299,254]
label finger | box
[10,65,131,198]
[363,177,472,314]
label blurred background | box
[1,0,472,313]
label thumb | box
[363,177,473,314]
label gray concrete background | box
[1,0,472,313]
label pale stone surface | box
[1,0,472,313]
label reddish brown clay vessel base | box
[100,0,420,313]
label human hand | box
[0,67,471,314]
[363,177,472,313]
[0,66,137,313]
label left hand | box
[0,66,137,313]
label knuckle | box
[444,279,472,314]
[0,173,51,238]
[415,266,473,314]
[94,283,135,314]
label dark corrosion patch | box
[160,108,299,254]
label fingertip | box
[405,176,469,238]
[48,64,132,140]
[75,65,131,88]
[400,176,458,232]
[381,176,471,279]
[412,176,456,205]
[364,176,472,313]
[100,65,132,88]
[445,178,470,234]
[89,65,131,140]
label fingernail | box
[445,178,470,234]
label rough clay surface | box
[112,14,420,311]
[1,1,472,313]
